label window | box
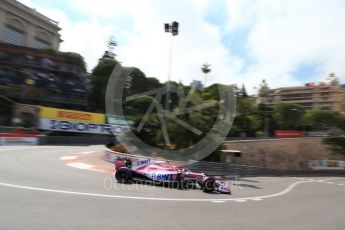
[2,19,26,46]
[34,31,50,49]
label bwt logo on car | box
[138,160,150,165]
[151,173,174,180]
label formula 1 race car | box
[114,157,231,194]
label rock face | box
[222,138,345,170]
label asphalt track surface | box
[0,146,344,230]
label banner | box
[308,160,345,170]
[39,118,113,135]
[275,130,304,138]
[40,106,105,124]
[0,133,38,145]
[106,115,133,135]
[38,107,133,135]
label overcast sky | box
[19,0,345,93]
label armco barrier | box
[39,135,116,145]
[104,147,345,176]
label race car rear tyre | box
[115,167,132,183]
[203,178,215,193]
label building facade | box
[265,82,345,115]
[0,0,61,50]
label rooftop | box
[3,0,60,30]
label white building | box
[0,0,62,50]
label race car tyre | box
[115,167,132,183]
[203,178,215,193]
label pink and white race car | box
[114,157,231,194]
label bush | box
[324,137,345,155]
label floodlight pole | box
[164,21,179,111]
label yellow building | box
[0,0,61,50]
[266,83,345,115]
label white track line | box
[0,180,312,202]
[66,162,93,169]
[60,156,78,160]
[79,151,96,155]
[234,199,247,202]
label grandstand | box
[0,42,87,110]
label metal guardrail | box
[187,161,345,176]
[0,126,37,133]
[39,135,116,145]
[186,161,279,176]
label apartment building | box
[265,82,345,115]
[0,0,61,50]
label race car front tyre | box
[115,167,132,183]
[203,178,215,193]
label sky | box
[18,0,345,94]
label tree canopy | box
[273,103,305,129]
[258,79,270,97]
[88,58,118,113]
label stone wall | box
[222,138,345,170]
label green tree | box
[303,110,345,131]
[88,58,118,112]
[239,84,248,97]
[201,83,221,100]
[233,96,258,137]
[146,77,162,90]
[273,103,305,129]
[258,79,269,97]
[126,96,154,115]
[324,137,345,155]
[62,52,87,71]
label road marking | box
[66,162,93,169]
[211,201,225,203]
[326,182,334,184]
[317,180,324,183]
[80,151,96,154]
[338,184,345,186]
[60,156,78,160]
[0,180,312,202]
[234,199,247,202]
[60,152,115,174]
[251,198,263,201]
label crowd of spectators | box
[0,48,88,108]
[0,67,86,94]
